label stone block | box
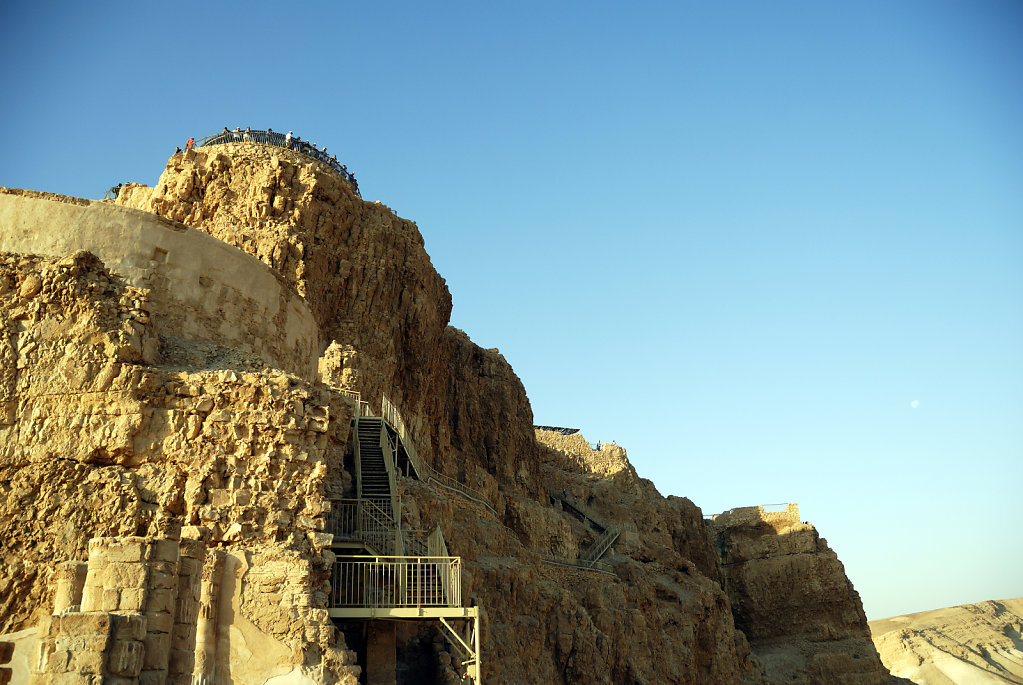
[50,673,95,685]
[119,588,146,611]
[104,562,149,589]
[178,538,205,560]
[35,615,54,639]
[54,635,107,655]
[138,671,168,685]
[174,598,198,625]
[149,568,178,590]
[68,647,106,674]
[59,613,113,637]
[43,648,70,674]
[167,648,194,676]
[147,587,177,615]
[104,543,149,564]
[171,622,196,647]
[145,610,174,634]
[113,613,148,641]
[142,631,171,671]
[80,586,104,612]
[87,538,113,561]
[102,589,120,612]
[108,640,144,677]
[151,539,180,563]
[177,558,201,578]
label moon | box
[910,400,920,409]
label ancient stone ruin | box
[0,135,910,684]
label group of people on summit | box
[179,127,359,195]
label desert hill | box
[870,598,1023,685]
[0,137,907,684]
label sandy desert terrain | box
[870,598,1023,684]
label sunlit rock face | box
[871,597,1023,685]
[0,142,906,684]
[707,504,910,684]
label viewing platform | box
[192,128,361,197]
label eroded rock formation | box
[707,504,910,684]
[0,140,906,684]
[870,597,1023,684]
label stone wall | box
[708,503,801,532]
[0,251,358,683]
[0,189,320,380]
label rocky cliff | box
[0,140,905,684]
[870,597,1023,684]
[708,505,908,684]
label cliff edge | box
[0,140,906,684]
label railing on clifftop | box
[191,128,361,197]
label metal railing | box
[381,394,497,515]
[330,556,462,608]
[339,389,372,418]
[328,499,397,555]
[540,555,615,576]
[192,129,360,197]
[549,489,613,533]
[581,525,620,564]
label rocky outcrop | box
[116,144,541,503]
[708,505,908,684]
[870,597,1023,684]
[0,251,358,683]
[0,140,907,684]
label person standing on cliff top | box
[285,131,293,148]
[185,137,194,151]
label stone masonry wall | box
[0,251,358,683]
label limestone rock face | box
[708,505,909,684]
[870,597,1023,685]
[0,141,908,684]
[117,145,540,503]
[0,251,358,683]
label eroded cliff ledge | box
[0,140,905,684]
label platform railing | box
[330,556,462,608]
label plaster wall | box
[0,190,320,380]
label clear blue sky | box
[2,1,1020,620]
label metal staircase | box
[355,417,399,528]
[549,489,620,567]
[328,394,482,683]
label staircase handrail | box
[339,389,372,418]
[381,394,497,515]
[379,429,401,527]
[548,489,612,532]
[539,554,616,576]
[581,525,620,564]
